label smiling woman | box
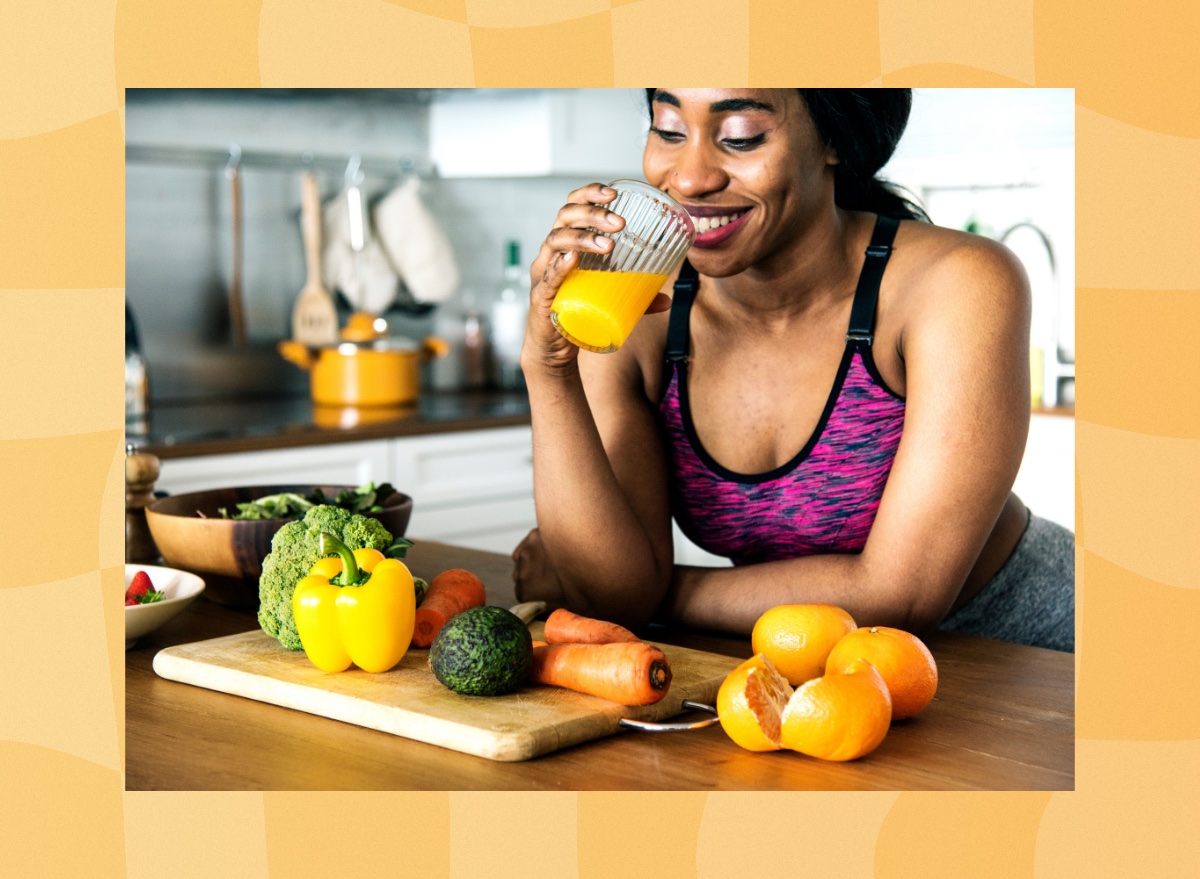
[512,89,1075,654]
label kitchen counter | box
[127,390,531,459]
[126,540,1075,791]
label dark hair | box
[644,89,928,222]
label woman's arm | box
[514,184,675,628]
[662,236,1032,636]
[521,348,675,626]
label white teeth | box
[694,212,744,234]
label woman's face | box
[643,88,835,278]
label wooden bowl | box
[145,485,413,607]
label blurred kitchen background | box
[125,88,1074,558]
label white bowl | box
[124,563,206,650]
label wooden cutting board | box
[152,623,741,762]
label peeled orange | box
[778,659,893,761]
[825,625,938,720]
[739,655,893,761]
[716,655,794,752]
[751,604,857,685]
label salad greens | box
[215,482,399,520]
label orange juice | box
[550,269,668,353]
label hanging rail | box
[124,143,436,178]
[920,182,1040,192]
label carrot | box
[411,569,486,647]
[531,640,548,648]
[529,641,672,706]
[543,608,640,645]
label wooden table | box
[125,541,1075,790]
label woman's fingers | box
[512,527,565,605]
[528,182,625,284]
[530,226,615,305]
[530,209,620,282]
[566,182,618,207]
[537,250,578,300]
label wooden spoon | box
[291,171,338,346]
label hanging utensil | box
[343,155,367,313]
[341,155,400,316]
[225,146,246,347]
[291,170,339,347]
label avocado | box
[429,606,533,696]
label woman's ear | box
[824,145,839,167]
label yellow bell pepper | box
[292,532,416,673]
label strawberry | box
[125,570,163,605]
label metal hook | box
[618,702,720,732]
[344,154,364,186]
[224,144,242,178]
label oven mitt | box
[320,190,400,315]
[373,176,460,305]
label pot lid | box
[329,336,421,354]
[319,311,420,352]
[341,311,389,343]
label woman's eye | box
[650,126,685,143]
[723,133,766,151]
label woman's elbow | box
[894,575,962,636]
[861,563,959,635]
[559,562,668,630]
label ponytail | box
[798,89,928,222]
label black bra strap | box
[665,259,699,363]
[845,214,900,345]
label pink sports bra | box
[657,215,906,566]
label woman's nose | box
[670,140,727,199]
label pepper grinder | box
[462,307,488,390]
[125,443,161,563]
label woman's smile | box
[688,206,755,248]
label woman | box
[513,89,1074,653]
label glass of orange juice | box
[550,180,696,353]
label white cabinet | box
[1013,413,1075,532]
[155,441,391,496]
[390,426,536,555]
[430,89,647,179]
[153,427,540,555]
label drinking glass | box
[550,180,696,353]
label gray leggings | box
[938,512,1075,652]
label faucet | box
[999,222,1056,275]
[999,221,1072,406]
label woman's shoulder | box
[893,219,1030,316]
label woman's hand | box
[522,183,626,378]
[511,527,567,608]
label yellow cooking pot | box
[278,322,449,407]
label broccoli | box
[302,504,352,542]
[257,504,395,650]
[340,515,393,553]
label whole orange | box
[751,604,857,685]
[778,658,893,761]
[716,655,793,752]
[825,626,938,720]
